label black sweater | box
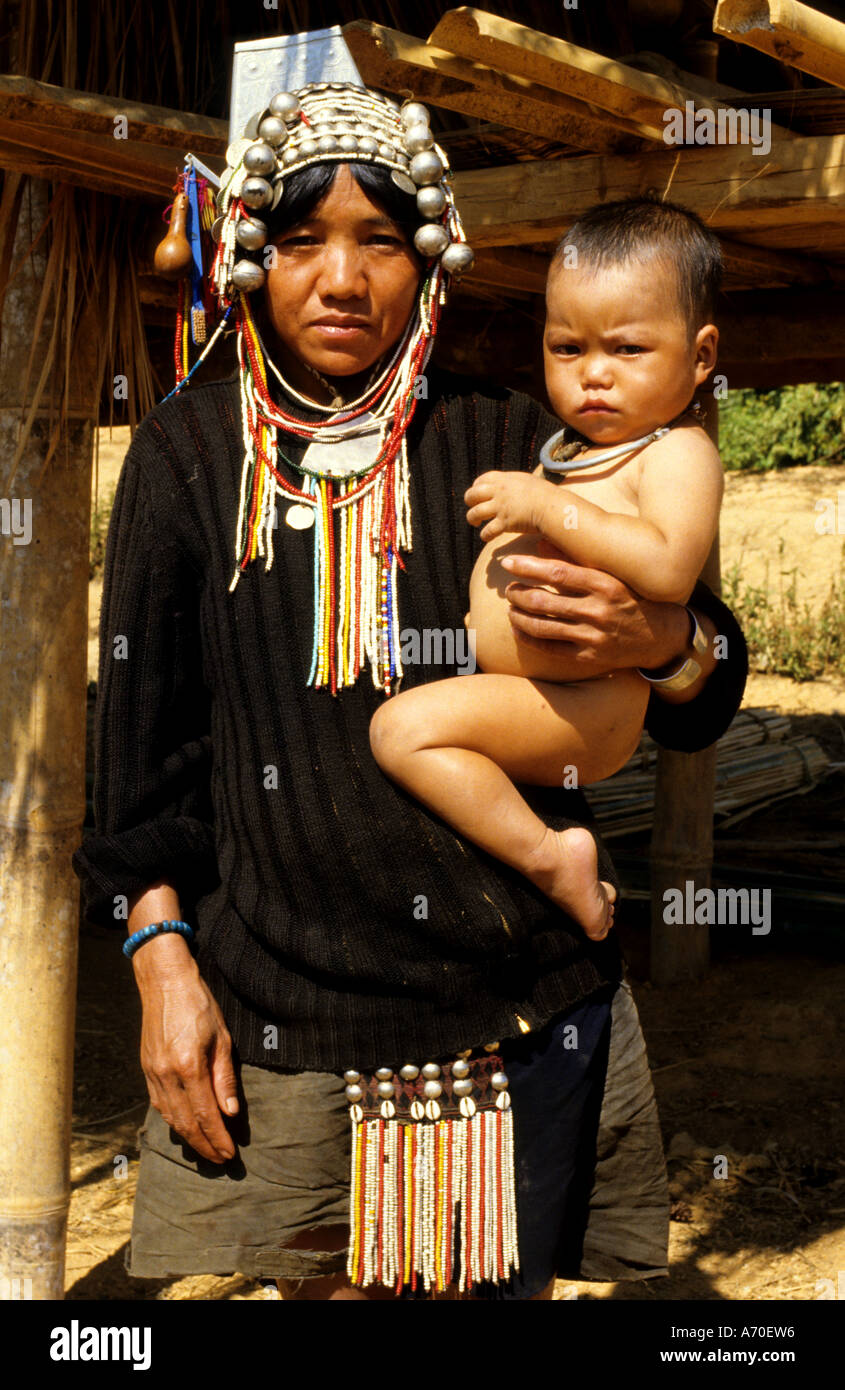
[73,368,746,1071]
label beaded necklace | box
[228,266,445,696]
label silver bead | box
[357,136,378,154]
[399,1064,419,1080]
[377,1080,395,1099]
[299,137,319,158]
[231,260,266,292]
[317,134,339,154]
[441,242,475,276]
[378,142,396,160]
[375,1067,393,1081]
[240,176,273,210]
[421,1062,441,1080]
[338,134,359,152]
[409,150,443,185]
[281,145,300,166]
[491,1071,510,1091]
[243,141,276,175]
[258,116,288,147]
[416,185,446,219]
[404,124,434,155]
[345,1083,363,1103]
[210,215,225,244]
[401,102,429,128]
[269,91,301,121]
[414,223,450,258]
[343,1069,361,1084]
[451,1058,470,1079]
[235,217,268,251]
[453,1078,473,1097]
[423,1079,442,1100]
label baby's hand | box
[464,471,546,541]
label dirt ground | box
[69,440,845,1301]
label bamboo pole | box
[0,178,94,1299]
[714,0,845,91]
[649,396,721,985]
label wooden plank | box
[451,135,845,248]
[469,246,549,294]
[0,74,227,153]
[717,286,845,363]
[719,235,829,285]
[0,121,187,199]
[342,21,660,153]
[714,0,845,91]
[428,8,794,143]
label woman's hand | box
[128,883,239,1164]
[497,542,711,696]
[465,471,548,541]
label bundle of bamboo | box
[585,708,830,838]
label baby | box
[369,196,724,940]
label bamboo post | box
[649,395,720,985]
[0,177,95,1299]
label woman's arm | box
[130,881,239,1165]
[497,553,747,751]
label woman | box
[73,83,746,1301]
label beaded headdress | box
[159,82,474,699]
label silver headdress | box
[211,82,475,300]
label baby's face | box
[543,257,716,444]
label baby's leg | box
[369,670,648,939]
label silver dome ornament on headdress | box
[413,223,450,258]
[235,216,268,251]
[210,82,475,304]
[231,260,266,292]
[243,142,276,176]
[241,176,274,210]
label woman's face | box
[263,164,421,390]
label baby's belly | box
[467,532,575,682]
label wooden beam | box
[717,286,845,365]
[428,8,794,143]
[0,74,226,152]
[714,0,845,91]
[718,235,830,286]
[470,246,549,295]
[0,120,192,199]
[342,21,660,154]
[451,135,845,247]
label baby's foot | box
[523,826,616,939]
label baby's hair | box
[551,195,723,330]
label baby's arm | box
[466,427,723,604]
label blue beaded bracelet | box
[123,919,195,960]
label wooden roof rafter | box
[714,0,845,91]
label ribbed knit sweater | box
[73,367,746,1071]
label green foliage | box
[719,384,845,473]
[722,539,845,680]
